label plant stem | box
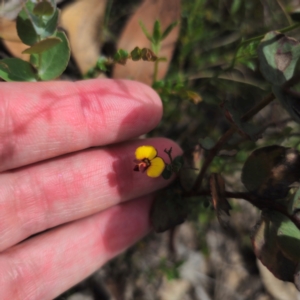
[152,41,160,83]
[153,60,159,83]
[192,127,235,191]
[164,147,173,163]
[241,92,275,122]
[36,53,42,81]
[191,92,275,192]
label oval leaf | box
[0,58,37,81]
[16,0,59,44]
[30,31,70,80]
[41,8,59,38]
[241,145,300,200]
[16,4,39,45]
[33,0,54,16]
[172,155,184,172]
[162,167,172,180]
[23,37,62,54]
[258,31,300,86]
[251,211,296,282]
[274,212,300,262]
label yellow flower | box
[134,145,165,178]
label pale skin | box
[0,79,182,299]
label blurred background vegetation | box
[2,0,300,299]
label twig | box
[192,127,236,191]
[164,147,173,164]
[168,227,176,258]
[191,93,275,192]
[153,60,159,83]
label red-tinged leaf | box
[251,211,296,283]
[242,145,300,200]
[258,31,300,86]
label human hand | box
[0,79,181,299]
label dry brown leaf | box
[60,0,107,75]
[0,17,19,41]
[0,17,30,60]
[113,0,180,85]
[210,173,231,227]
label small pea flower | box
[133,145,165,178]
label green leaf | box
[30,31,70,80]
[17,0,59,42]
[241,145,300,200]
[152,20,161,44]
[114,49,129,65]
[230,0,242,15]
[158,258,183,280]
[16,3,39,45]
[162,164,172,180]
[152,80,165,90]
[289,187,300,214]
[161,21,178,40]
[139,21,153,43]
[41,7,59,38]
[130,47,142,61]
[23,37,61,54]
[200,137,215,150]
[150,184,187,233]
[172,156,184,172]
[272,211,300,262]
[96,56,108,72]
[251,211,296,282]
[33,0,54,16]
[236,40,260,65]
[272,85,300,124]
[258,31,300,86]
[0,58,37,81]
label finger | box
[0,79,162,171]
[0,196,152,300]
[0,138,181,251]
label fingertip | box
[75,78,163,137]
[76,78,162,118]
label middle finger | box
[0,137,181,251]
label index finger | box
[0,79,162,172]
